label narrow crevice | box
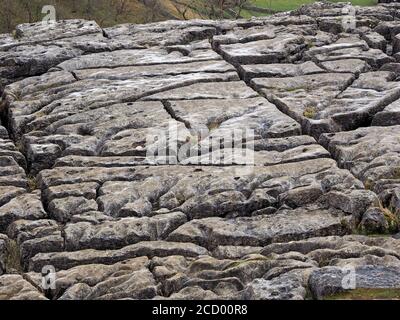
[21,272,50,299]
[0,99,32,177]
[334,72,359,99]
[161,99,192,130]
[70,71,80,81]
[0,100,8,131]
[102,28,110,39]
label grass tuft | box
[27,175,38,192]
[303,106,317,119]
[325,288,400,300]
[223,256,270,270]
[392,167,400,180]
[5,240,22,273]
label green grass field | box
[252,0,378,12]
[240,0,378,18]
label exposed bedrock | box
[1,1,400,300]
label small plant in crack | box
[303,106,317,119]
[306,39,315,49]
[392,167,400,180]
[286,86,305,93]
[12,30,20,39]
[363,179,374,191]
[175,193,186,206]
[5,240,22,273]
[383,208,399,233]
[34,110,47,118]
[15,141,24,154]
[207,121,221,132]
[27,175,38,191]
[370,197,400,234]
[340,150,356,169]
[222,256,270,271]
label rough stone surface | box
[0,274,47,300]
[320,126,400,219]
[372,99,400,126]
[1,1,400,300]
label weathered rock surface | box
[28,241,209,272]
[167,207,351,248]
[1,1,400,300]
[320,126,400,219]
[0,274,46,300]
[253,71,400,138]
[372,99,400,126]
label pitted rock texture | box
[1,1,400,300]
